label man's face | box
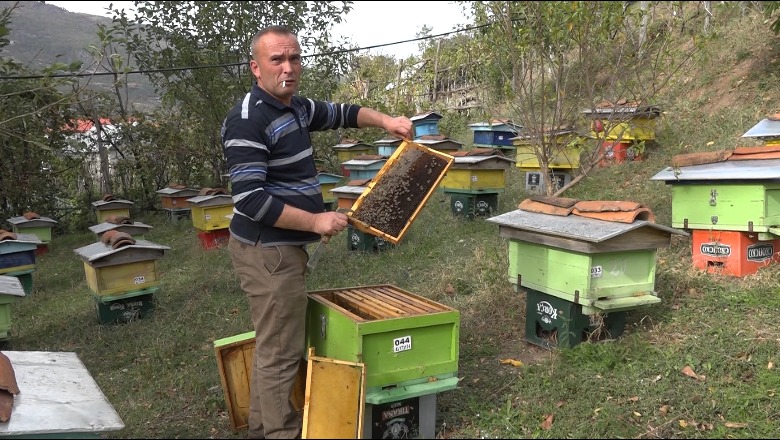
[250,32,302,105]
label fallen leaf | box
[768,361,774,370]
[632,411,642,418]
[681,365,704,381]
[594,408,602,414]
[659,405,670,415]
[627,396,640,403]
[679,419,689,428]
[651,375,663,383]
[540,414,554,430]
[706,141,715,146]
[724,422,748,429]
[499,358,524,367]
[696,422,714,431]
[555,400,566,408]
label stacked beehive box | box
[74,235,169,324]
[488,201,686,349]
[156,184,200,223]
[91,195,133,224]
[187,189,233,250]
[511,126,583,194]
[0,232,41,295]
[651,144,780,277]
[7,212,57,255]
[439,149,514,219]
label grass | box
[5,8,780,440]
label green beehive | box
[306,284,460,396]
[488,209,687,314]
[93,288,157,325]
[0,275,26,340]
[651,159,780,236]
[7,215,58,244]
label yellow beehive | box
[90,199,134,224]
[512,130,585,171]
[186,195,234,231]
[74,239,169,297]
[439,151,514,192]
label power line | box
[0,22,492,81]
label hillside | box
[0,0,160,112]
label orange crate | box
[692,229,780,277]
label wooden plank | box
[338,290,406,318]
[361,287,430,314]
[337,291,395,320]
[372,286,443,313]
[332,292,387,320]
[303,353,364,439]
[361,287,428,315]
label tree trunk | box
[93,108,112,196]
[703,1,712,34]
[638,1,649,56]
[432,39,441,103]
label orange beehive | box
[692,229,780,277]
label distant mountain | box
[1,0,161,113]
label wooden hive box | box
[91,199,134,224]
[88,221,154,242]
[414,136,464,155]
[316,172,344,204]
[374,138,403,157]
[410,111,443,138]
[340,156,387,181]
[330,180,370,211]
[467,120,522,147]
[73,239,170,297]
[439,153,515,193]
[511,129,585,171]
[582,105,661,141]
[741,117,780,146]
[7,215,57,243]
[651,159,780,235]
[306,284,460,396]
[0,275,25,340]
[332,141,376,176]
[0,233,40,275]
[186,195,234,231]
[155,187,200,209]
[487,209,688,314]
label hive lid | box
[155,187,200,196]
[0,275,25,297]
[487,209,686,243]
[7,216,58,226]
[452,155,515,165]
[341,158,386,167]
[651,158,780,181]
[0,233,42,245]
[90,199,133,208]
[186,194,233,206]
[330,185,369,196]
[87,222,153,235]
[73,239,170,262]
[741,118,780,138]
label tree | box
[464,1,698,195]
[110,1,354,186]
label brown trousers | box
[229,237,308,439]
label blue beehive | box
[374,137,403,157]
[468,119,522,147]
[411,112,443,138]
[341,155,387,180]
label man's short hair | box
[251,25,297,59]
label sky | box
[47,1,471,60]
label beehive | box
[91,199,133,224]
[410,112,443,138]
[414,136,464,155]
[374,138,403,157]
[468,120,522,147]
[582,104,661,141]
[186,194,234,231]
[88,221,153,242]
[74,239,170,297]
[488,209,687,314]
[349,141,454,244]
[741,117,780,146]
[0,275,25,340]
[332,141,376,176]
[7,215,57,243]
[651,159,780,234]
[316,172,344,205]
[439,154,514,192]
[156,186,200,209]
[330,181,370,211]
[341,156,387,180]
[306,284,460,392]
[0,233,40,275]
[511,129,584,171]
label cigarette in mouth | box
[282,80,286,88]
